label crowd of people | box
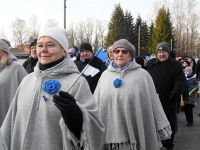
[0,27,199,150]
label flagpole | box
[66,64,90,92]
[66,48,102,92]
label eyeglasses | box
[36,42,60,50]
[113,49,129,55]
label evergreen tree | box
[124,10,135,45]
[140,21,150,56]
[148,22,155,55]
[149,6,175,54]
[104,4,125,47]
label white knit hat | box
[38,27,69,52]
[0,39,10,53]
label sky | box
[0,0,173,44]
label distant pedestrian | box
[187,56,196,73]
[195,58,200,80]
[184,66,198,127]
[23,39,38,73]
[182,60,190,69]
[75,43,106,93]
[146,42,186,150]
[105,45,114,67]
[68,46,80,61]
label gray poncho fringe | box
[94,60,172,150]
[1,57,104,150]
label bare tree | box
[67,18,107,52]
[10,17,28,49]
[0,28,7,39]
[172,0,185,55]
[67,22,77,47]
[75,21,86,46]
[96,20,107,48]
[83,18,94,44]
[92,20,107,52]
[172,0,200,57]
[45,19,58,29]
[186,0,199,52]
[28,15,40,42]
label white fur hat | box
[38,27,69,52]
[0,39,10,53]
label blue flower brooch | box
[42,79,61,101]
[113,78,122,88]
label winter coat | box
[94,59,172,150]
[0,55,27,126]
[75,57,106,94]
[22,57,38,73]
[184,73,198,106]
[196,59,200,79]
[1,57,104,150]
[146,57,186,134]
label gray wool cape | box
[94,60,172,150]
[0,129,7,150]
[0,55,27,126]
[1,57,105,150]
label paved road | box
[173,98,200,150]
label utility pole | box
[64,0,66,29]
[171,39,172,50]
[138,26,140,56]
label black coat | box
[196,59,200,79]
[75,57,106,94]
[22,57,38,74]
[146,57,186,133]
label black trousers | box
[184,104,194,124]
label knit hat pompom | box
[156,42,170,53]
[0,39,10,53]
[184,66,193,74]
[112,39,136,58]
[38,27,69,52]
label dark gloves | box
[53,91,83,139]
[170,94,180,102]
[162,139,172,149]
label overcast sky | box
[0,0,189,43]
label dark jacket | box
[184,73,198,106]
[196,59,200,79]
[75,57,106,94]
[146,56,186,133]
[146,57,186,108]
[22,57,38,74]
[135,56,146,70]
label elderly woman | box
[94,39,172,150]
[1,27,104,150]
[0,39,27,126]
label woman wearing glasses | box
[1,27,104,150]
[94,39,172,150]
